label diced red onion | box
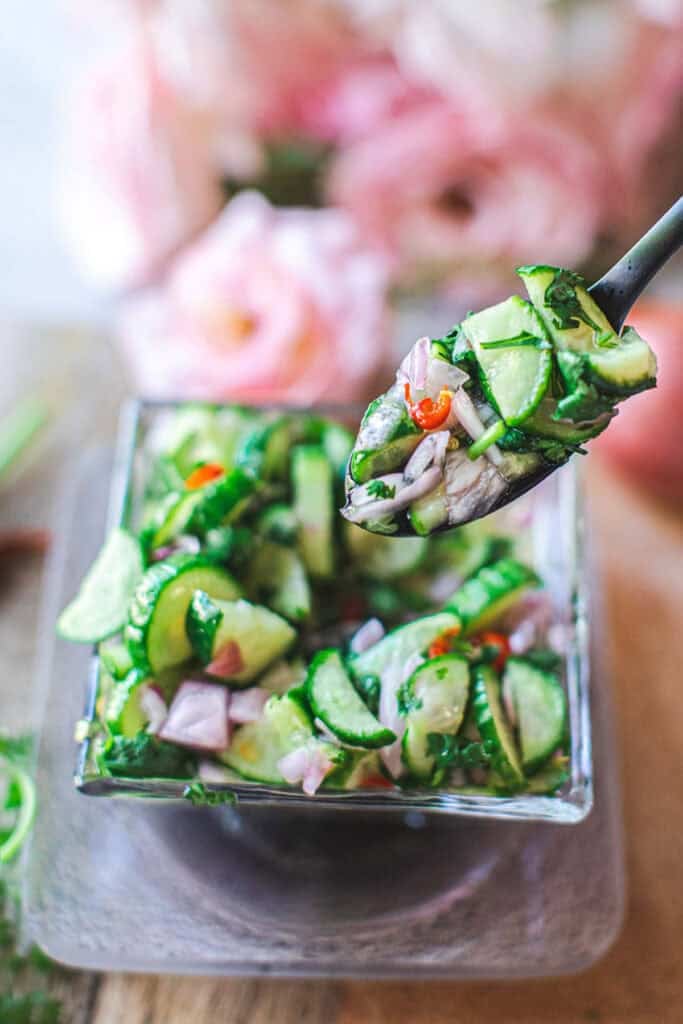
[140,684,168,734]
[343,465,442,523]
[277,743,334,796]
[207,641,245,679]
[159,680,230,751]
[397,336,431,391]
[449,390,503,467]
[350,617,385,654]
[427,569,463,604]
[425,358,468,396]
[403,431,449,482]
[502,675,517,727]
[228,687,269,724]
[378,651,424,778]
[547,623,571,654]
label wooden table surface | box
[3,329,682,1023]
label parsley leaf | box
[426,734,495,786]
[481,332,551,351]
[366,480,396,500]
[544,269,601,333]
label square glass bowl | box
[74,401,592,824]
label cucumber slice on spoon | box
[342,197,681,537]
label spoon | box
[346,196,683,536]
[589,195,683,331]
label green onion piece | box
[0,397,49,482]
[0,766,36,863]
[467,420,506,461]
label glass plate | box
[21,417,624,977]
[74,401,591,823]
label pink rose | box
[119,191,391,405]
[329,96,604,290]
[58,33,225,291]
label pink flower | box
[119,191,390,405]
[329,96,604,290]
[58,34,225,291]
[148,0,366,142]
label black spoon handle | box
[588,196,683,331]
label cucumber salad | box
[343,265,657,536]
[60,404,570,798]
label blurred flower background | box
[56,0,682,412]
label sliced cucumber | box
[98,638,134,681]
[257,503,298,544]
[58,527,144,644]
[220,693,313,783]
[521,397,609,444]
[345,523,428,580]
[518,264,616,352]
[235,415,299,480]
[524,755,570,794]
[472,665,524,787]
[586,325,657,396]
[150,489,204,548]
[185,468,256,535]
[503,657,567,771]
[247,540,311,622]
[322,422,354,478]
[409,483,449,536]
[125,554,242,674]
[444,558,539,635]
[400,655,470,782]
[349,393,422,484]
[258,658,307,694]
[186,592,296,686]
[462,296,552,426]
[104,668,148,737]
[292,445,334,579]
[349,611,460,680]
[307,649,396,749]
[325,749,381,790]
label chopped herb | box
[183,782,236,807]
[544,269,601,334]
[98,733,197,779]
[366,479,396,500]
[480,332,551,351]
[396,680,423,717]
[426,734,495,785]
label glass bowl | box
[74,400,592,824]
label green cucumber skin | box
[400,654,471,781]
[57,527,144,644]
[349,612,461,680]
[292,445,335,579]
[444,559,539,635]
[472,666,524,788]
[104,668,148,738]
[504,657,568,772]
[186,468,256,535]
[306,649,396,749]
[185,590,223,665]
[350,394,422,484]
[125,554,240,674]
